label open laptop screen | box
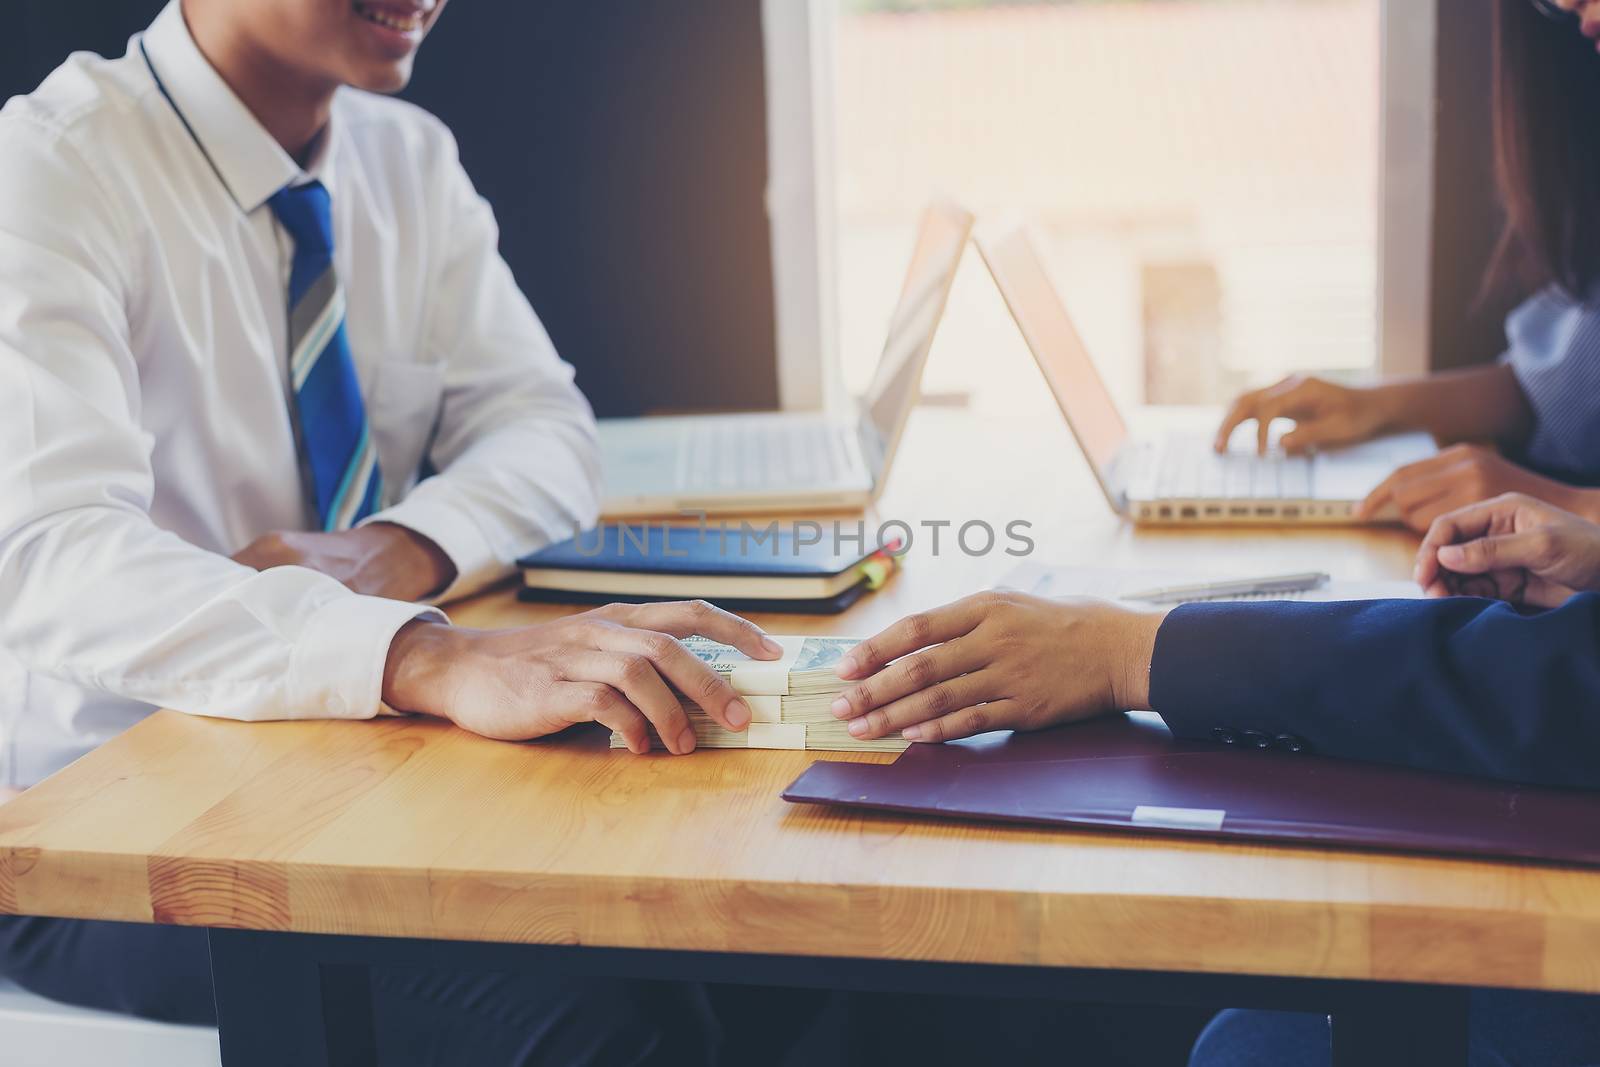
[863,204,974,460]
[976,226,1129,476]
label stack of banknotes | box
[609,635,909,753]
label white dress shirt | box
[0,3,600,787]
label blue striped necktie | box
[269,180,382,531]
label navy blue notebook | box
[515,524,895,614]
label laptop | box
[974,224,1437,525]
[597,202,974,517]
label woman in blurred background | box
[1217,0,1600,538]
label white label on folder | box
[746,723,806,750]
[1131,805,1226,832]
[745,695,782,723]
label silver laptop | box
[975,224,1437,525]
[598,202,974,517]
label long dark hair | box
[1491,0,1600,299]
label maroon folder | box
[781,713,1600,866]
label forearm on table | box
[357,522,457,600]
[1373,364,1534,447]
[376,419,600,599]
[2,508,435,722]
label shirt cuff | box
[1147,604,1217,739]
[1148,602,1298,743]
[289,594,447,720]
[1148,601,1341,741]
[363,487,507,602]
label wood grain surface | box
[4,410,1595,994]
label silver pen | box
[1120,571,1330,604]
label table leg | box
[1330,985,1470,1067]
[209,928,377,1067]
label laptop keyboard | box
[679,420,855,491]
[1151,439,1313,500]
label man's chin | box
[347,58,416,94]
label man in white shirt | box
[0,0,787,1060]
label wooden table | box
[2,410,1594,1066]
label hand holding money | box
[611,633,910,754]
[383,599,784,754]
[832,591,1167,744]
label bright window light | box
[833,0,1380,416]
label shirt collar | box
[141,1,339,214]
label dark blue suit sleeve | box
[1149,594,1600,788]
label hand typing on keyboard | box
[1359,443,1594,533]
[1215,376,1398,455]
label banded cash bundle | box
[608,635,909,753]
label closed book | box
[516,523,896,610]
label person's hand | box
[1357,443,1584,532]
[828,591,1167,744]
[233,522,456,602]
[381,599,785,754]
[1414,493,1600,608]
[1214,375,1397,455]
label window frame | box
[762,0,842,411]
[777,0,1430,402]
[1378,0,1438,378]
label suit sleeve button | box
[1274,734,1308,753]
[1240,730,1274,750]
[1211,727,1239,745]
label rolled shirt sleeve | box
[1500,287,1600,480]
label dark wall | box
[400,2,779,415]
[6,0,780,416]
[9,0,166,90]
